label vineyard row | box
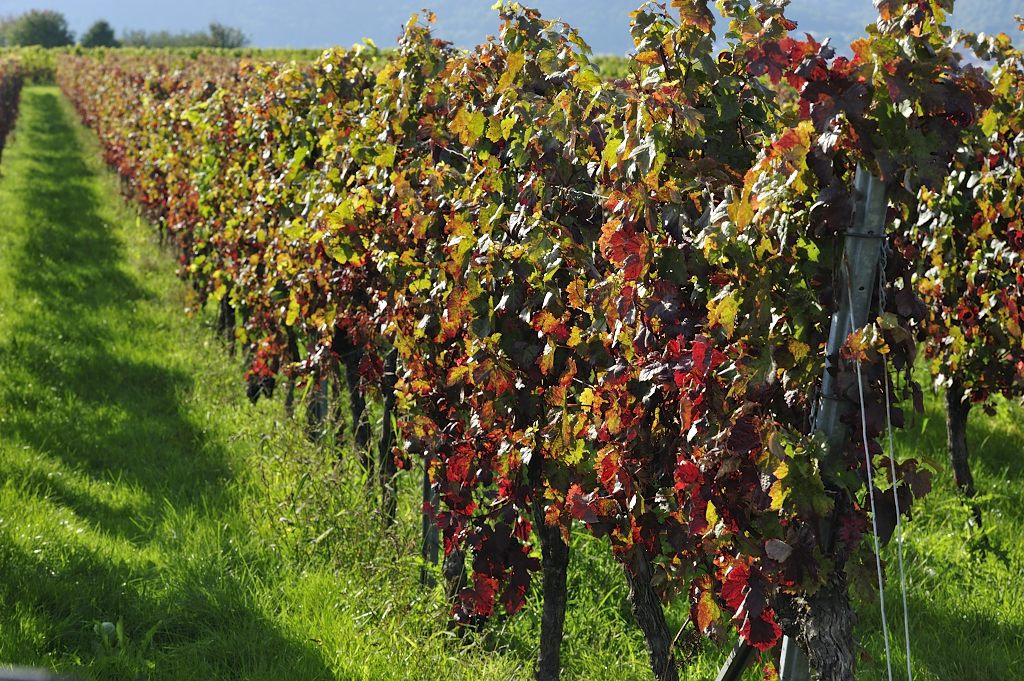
[52,2,1024,679]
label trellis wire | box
[845,262,895,681]
[878,243,914,680]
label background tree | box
[0,15,14,46]
[207,22,247,48]
[81,20,119,48]
[4,10,73,47]
[119,23,248,48]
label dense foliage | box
[903,26,1024,514]
[0,60,24,163]
[0,47,56,84]
[55,1,1006,678]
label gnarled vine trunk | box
[623,550,678,681]
[442,547,466,600]
[797,571,857,681]
[217,296,236,355]
[306,368,329,441]
[421,458,440,588]
[945,378,981,526]
[532,495,570,681]
[332,329,371,470]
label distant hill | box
[0,0,1021,52]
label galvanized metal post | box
[715,165,887,681]
[779,165,887,681]
[714,641,755,681]
[814,166,889,454]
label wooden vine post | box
[717,166,888,681]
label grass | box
[0,85,1020,680]
[854,394,1024,679]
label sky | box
[0,1,1021,53]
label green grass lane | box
[0,87,502,681]
[0,86,1021,681]
[0,86,341,679]
[855,393,1024,680]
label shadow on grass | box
[3,89,227,535]
[0,88,333,678]
[857,590,1024,681]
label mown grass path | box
[0,86,1022,681]
[0,87,348,679]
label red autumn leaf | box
[461,574,499,617]
[674,458,700,489]
[567,483,599,524]
[720,561,750,611]
[445,442,475,483]
[739,608,782,650]
[599,219,650,280]
[501,580,528,614]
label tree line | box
[0,10,247,49]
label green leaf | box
[453,108,487,146]
[284,145,309,182]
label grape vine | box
[55,1,1006,679]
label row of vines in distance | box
[0,59,24,164]
[55,1,1024,679]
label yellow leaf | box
[729,195,754,231]
[561,436,585,466]
[707,289,741,337]
[447,364,473,386]
[769,461,789,511]
[788,339,810,363]
[602,134,624,170]
[452,108,487,146]
[539,341,556,375]
[497,51,525,92]
[980,109,1000,137]
[706,500,719,527]
[286,291,300,327]
[573,67,601,93]
[567,326,583,348]
[500,114,518,140]
[696,590,721,632]
[486,116,503,143]
[283,219,306,240]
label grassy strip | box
[0,86,1020,680]
[853,391,1024,679]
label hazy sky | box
[0,1,1020,53]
